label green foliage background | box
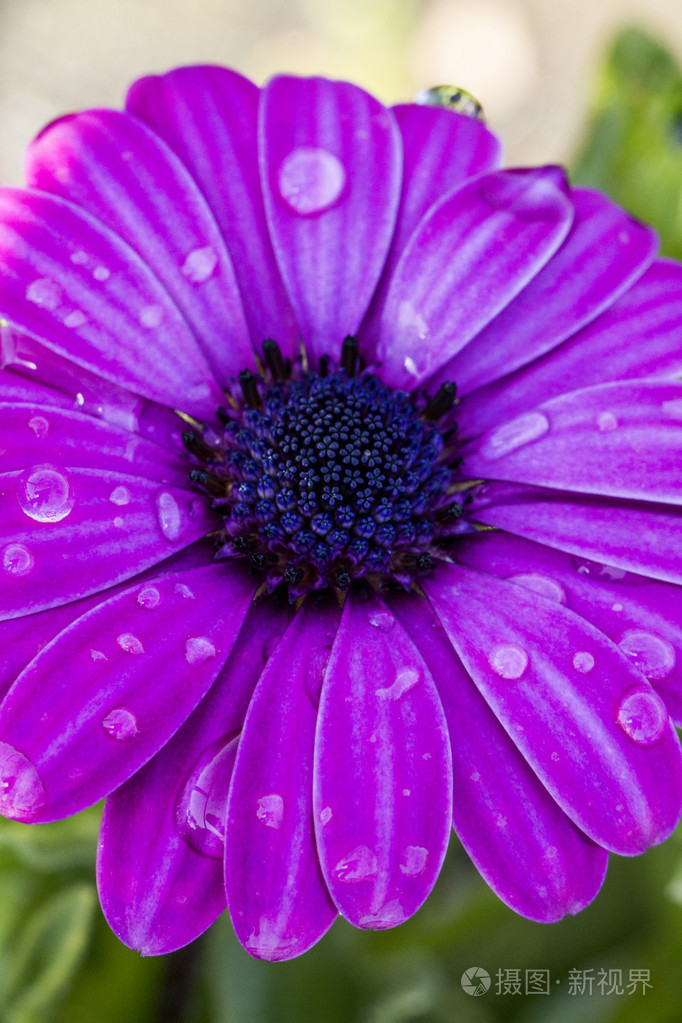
[3,26,682,1023]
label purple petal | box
[459,258,682,439]
[472,482,682,586]
[314,591,452,929]
[98,599,291,955]
[0,188,223,419]
[0,564,255,823]
[225,601,339,960]
[260,75,402,362]
[465,380,682,504]
[457,531,682,724]
[126,66,300,357]
[375,168,573,389]
[432,188,656,395]
[425,564,682,854]
[392,594,608,921]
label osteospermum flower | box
[0,66,682,962]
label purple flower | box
[0,66,681,962]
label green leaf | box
[572,27,682,260]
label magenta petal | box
[260,75,402,362]
[98,600,290,955]
[0,189,223,419]
[0,565,255,823]
[314,592,452,929]
[376,167,573,389]
[393,596,608,921]
[126,66,300,357]
[425,565,682,854]
[225,602,338,961]
[465,380,682,504]
[435,188,656,395]
[0,471,215,618]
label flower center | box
[185,338,464,600]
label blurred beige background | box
[1,0,682,183]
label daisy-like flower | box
[0,66,681,962]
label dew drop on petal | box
[137,586,161,609]
[17,465,74,523]
[616,688,667,746]
[399,845,428,876]
[618,629,676,680]
[117,633,144,655]
[93,265,110,281]
[334,844,378,882]
[63,310,87,328]
[573,650,595,673]
[70,250,88,265]
[155,490,181,541]
[489,642,528,679]
[1,543,34,578]
[256,793,284,829]
[376,666,420,700]
[109,485,130,506]
[596,411,618,433]
[90,649,107,662]
[139,304,164,328]
[27,415,49,438]
[319,806,332,825]
[278,147,346,215]
[102,707,139,740]
[26,278,62,310]
[0,743,47,817]
[358,900,405,928]
[177,739,236,857]
[506,572,566,604]
[185,636,216,666]
[478,412,549,459]
[181,246,218,283]
[174,582,195,599]
[368,609,395,632]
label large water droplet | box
[0,742,47,818]
[185,636,216,666]
[102,707,139,740]
[2,542,34,578]
[573,650,595,673]
[334,844,377,882]
[478,411,549,459]
[618,629,675,680]
[181,246,218,283]
[117,633,144,655]
[26,278,62,310]
[27,415,49,438]
[256,793,284,830]
[368,610,395,632]
[155,490,181,541]
[109,485,130,506]
[137,586,161,609]
[506,572,566,604]
[399,845,428,876]
[18,465,74,523]
[177,738,237,857]
[489,643,529,679]
[278,147,346,215]
[616,688,667,746]
[596,411,618,433]
[376,667,420,701]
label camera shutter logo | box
[461,967,491,996]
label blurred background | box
[3,0,682,1020]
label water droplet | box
[113,516,125,529]
[137,586,161,609]
[185,636,217,666]
[506,572,566,604]
[139,304,164,328]
[399,845,428,876]
[70,250,88,265]
[469,773,480,783]
[618,629,675,679]
[368,610,395,632]
[403,355,421,379]
[596,411,618,433]
[278,146,346,215]
[358,899,405,928]
[571,556,628,582]
[93,265,110,281]
[256,793,284,829]
[616,687,667,746]
[75,392,85,407]
[612,603,624,612]
[155,490,181,541]
[334,844,377,882]
[109,485,130,506]
[573,651,595,673]
[319,806,332,825]
[17,465,74,523]
[117,633,144,655]
[27,415,49,439]
[478,411,549,459]
[177,738,236,857]
[181,246,218,283]
[489,643,529,679]
[376,666,420,701]
[1,543,34,578]
[63,310,86,328]
[90,649,107,662]
[402,787,412,795]
[174,582,195,599]
[26,278,62,310]
[0,743,47,818]
[102,707,139,740]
